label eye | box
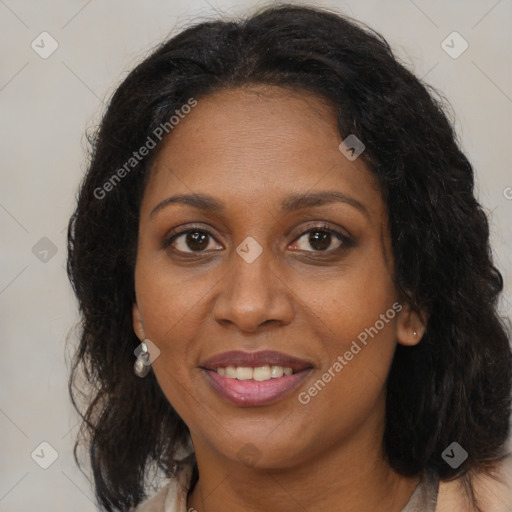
[163,223,352,255]
[163,228,222,253]
[290,224,349,253]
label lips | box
[204,369,312,406]
[200,350,314,407]
[201,350,313,372]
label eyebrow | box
[149,190,369,218]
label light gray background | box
[1,0,511,510]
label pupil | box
[310,231,330,251]
[187,231,208,251]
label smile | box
[202,366,312,407]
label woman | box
[67,4,512,511]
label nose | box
[212,243,294,333]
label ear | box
[396,302,427,347]
[132,302,145,340]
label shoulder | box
[133,483,172,512]
[436,454,512,512]
[133,454,196,512]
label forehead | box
[142,85,383,220]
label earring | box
[413,331,418,337]
[134,339,151,378]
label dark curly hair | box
[66,4,512,511]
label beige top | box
[133,454,512,512]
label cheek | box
[134,261,209,419]
[291,247,397,343]
[291,250,398,399]
[296,289,398,444]
[135,253,208,335]
[133,257,211,391]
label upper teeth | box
[216,365,293,381]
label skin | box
[132,84,429,512]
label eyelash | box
[162,223,353,256]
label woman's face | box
[133,85,421,468]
